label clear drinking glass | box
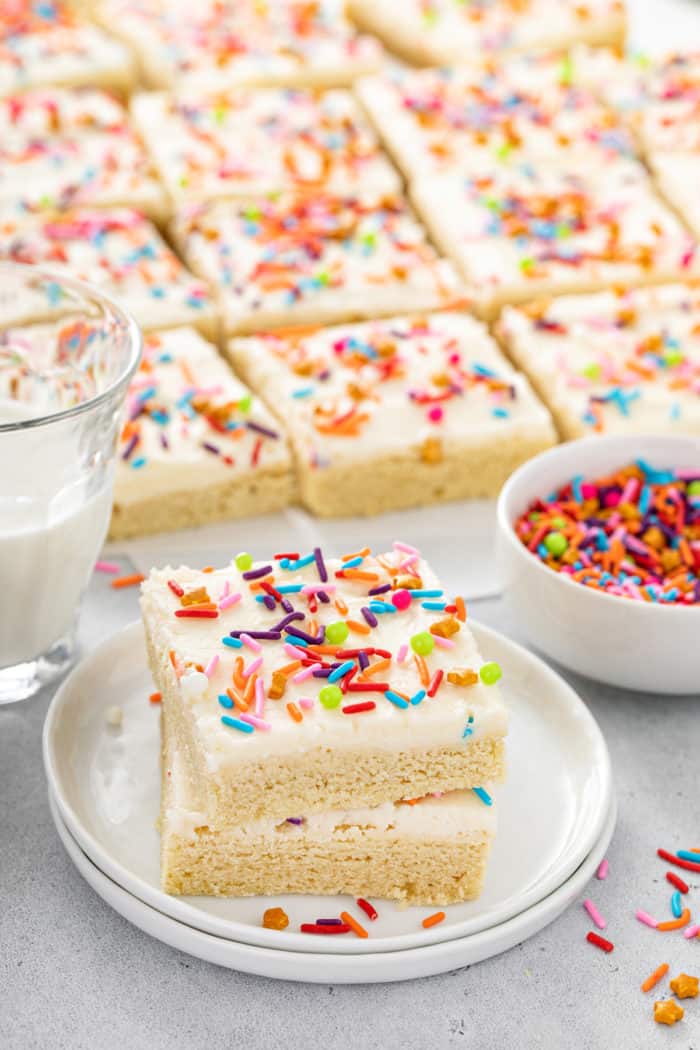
[0,264,141,703]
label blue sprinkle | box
[462,715,474,738]
[472,787,492,806]
[409,589,443,599]
[369,601,396,614]
[422,601,447,611]
[639,485,652,514]
[410,689,426,706]
[131,457,147,469]
[276,584,304,594]
[384,690,409,710]
[281,553,315,570]
[221,715,254,733]
[292,387,315,399]
[328,660,355,683]
[572,474,583,503]
[636,459,674,485]
[671,890,683,918]
[222,636,243,649]
[492,407,510,419]
[342,556,364,569]
[218,694,234,709]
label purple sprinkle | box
[274,611,305,632]
[286,817,304,825]
[246,420,279,440]
[313,546,328,583]
[315,918,343,926]
[368,583,391,596]
[202,442,220,455]
[242,564,272,580]
[229,629,281,640]
[281,598,294,613]
[361,606,378,628]
[317,590,330,603]
[313,668,332,678]
[286,624,324,644]
[358,651,369,670]
[122,434,139,460]
[160,432,169,450]
[262,595,276,610]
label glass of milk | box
[0,264,141,703]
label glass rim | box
[0,263,142,434]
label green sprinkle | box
[237,394,252,414]
[688,481,700,497]
[544,532,568,557]
[319,684,343,709]
[235,552,253,571]
[479,662,502,686]
[582,363,601,380]
[325,621,349,645]
[410,631,435,656]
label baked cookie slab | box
[0,209,217,334]
[411,169,700,319]
[161,723,496,904]
[141,544,508,827]
[0,0,135,97]
[131,87,400,206]
[99,0,383,91]
[0,87,164,221]
[110,327,293,539]
[498,285,700,439]
[348,0,625,67]
[228,311,556,517]
[172,192,461,334]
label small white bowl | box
[497,434,700,694]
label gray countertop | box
[2,559,699,1050]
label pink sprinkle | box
[219,580,231,600]
[427,406,443,423]
[243,656,263,679]
[219,592,241,611]
[299,697,314,710]
[433,635,455,649]
[394,541,420,555]
[584,899,606,930]
[241,632,262,653]
[398,555,419,572]
[596,859,609,880]
[240,712,271,731]
[397,643,408,663]
[254,677,265,716]
[293,664,319,683]
[204,655,219,678]
[284,642,308,660]
[636,910,658,928]
[95,560,120,574]
[302,584,336,595]
[683,923,700,939]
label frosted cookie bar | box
[411,169,699,319]
[99,0,383,91]
[0,0,134,97]
[348,0,625,67]
[131,87,400,206]
[141,543,508,826]
[172,193,461,335]
[110,327,293,539]
[161,723,497,903]
[0,209,217,334]
[0,88,164,220]
[229,311,556,517]
[499,285,700,438]
[356,58,638,184]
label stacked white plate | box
[44,620,615,983]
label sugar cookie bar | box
[229,312,556,517]
[141,545,508,827]
[131,87,400,206]
[0,209,217,334]
[0,88,164,220]
[411,169,700,320]
[356,58,638,184]
[110,327,293,539]
[0,0,135,98]
[161,723,497,903]
[99,0,383,91]
[348,0,625,67]
[171,193,461,335]
[498,285,700,438]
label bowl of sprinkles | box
[497,434,700,694]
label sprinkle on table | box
[262,907,289,931]
[586,931,614,953]
[653,1000,684,1026]
[110,573,145,590]
[340,911,369,939]
[422,911,446,929]
[669,973,699,999]
[641,963,669,993]
[357,898,378,921]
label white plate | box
[44,619,612,954]
[50,789,616,983]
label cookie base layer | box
[109,467,295,539]
[147,624,505,828]
[160,727,495,903]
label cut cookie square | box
[650,155,700,241]
[228,311,556,516]
[348,0,625,67]
[131,87,400,206]
[0,209,217,334]
[141,544,508,827]
[411,169,700,319]
[0,87,165,221]
[99,0,383,91]
[171,192,462,334]
[110,327,294,539]
[498,284,700,438]
[0,0,135,97]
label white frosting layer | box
[131,88,400,203]
[173,192,461,334]
[229,311,555,470]
[0,87,126,136]
[0,209,215,331]
[165,734,498,843]
[500,284,700,436]
[141,549,509,768]
[115,327,291,505]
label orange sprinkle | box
[346,619,371,635]
[278,661,302,676]
[455,596,466,622]
[657,909,691,931]
[110,573,144,589]
[232,657,246,690]
[306,644,341,655]
[286,702,303,723]
[342,548,371,562]
[334,597,349,615]
[422,911,446,929]
[414,653,430,687]
[244,673,257,703]
[340,911,368,939]
[149,691,162,704]
[338,569,379,581]
[168,650,178,669]
[641,963,669,993]
[201,566,214,573]
[359,657,391,680]
[226,687,249,713]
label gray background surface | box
[2,563,699,1050]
